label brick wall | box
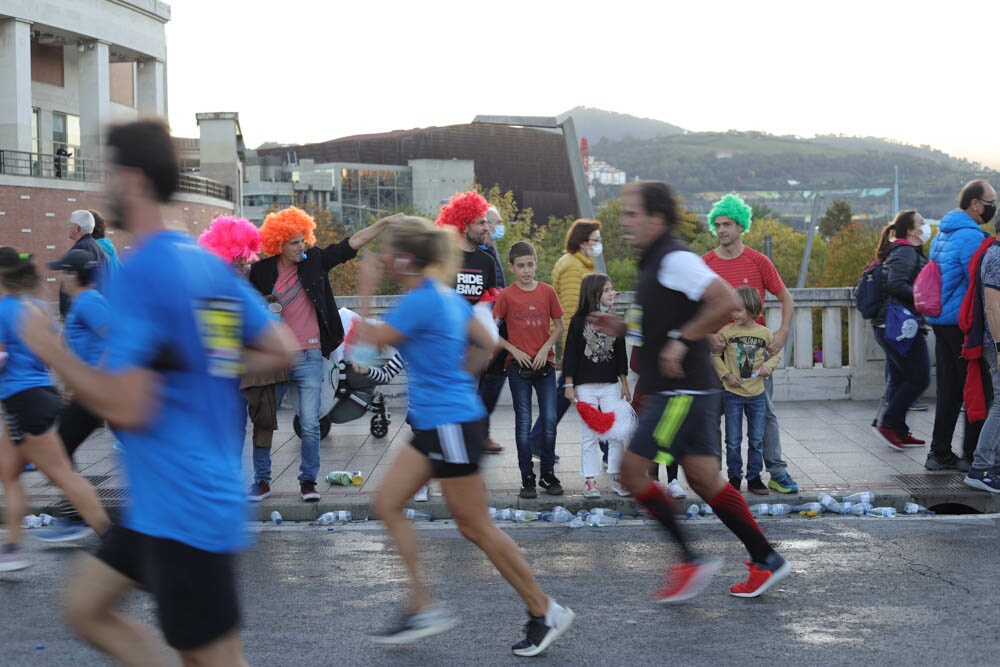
[0,182,232,301]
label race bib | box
[195,297,244,378]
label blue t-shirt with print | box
[385,278,485,430]
[103,230,272,553]
[0,295,53,399]
[65,289,110,366]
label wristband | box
[565,383,574,387]
[667,329,694,347]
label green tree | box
[743,218,828,287]
[820,199,853,238]
[819,221,881,287]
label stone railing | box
[337,288,906,404]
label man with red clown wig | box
[436,190,504,453]
[248,206,392,502]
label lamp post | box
[472,114,605,273]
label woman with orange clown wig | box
[198,215,263,275]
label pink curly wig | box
[435,191,489,233]
[198,215,262,264]
[259,206,317,257]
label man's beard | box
[108,192,127,230]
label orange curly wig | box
[435,191,488,233]
[259,206,317,257]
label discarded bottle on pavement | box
[818,493,845,514]
[700,503,714,516]
[326,471,356,486]
[792,502,823,514]
[351,470,364,486]
[686,504,701,518]
[842,491,875,504]
[512,510,540,522]
[768,503,793,516]
[568,516,586,528]
[270,511,283,525]
[903,502,935,516]
[589,508,623,519]
[404,509,434,521]
[587,512,620,526]
[21,515,43,529]
[539,506,575,523]
[868,506,897,518]
[490,507,513,521]
[749,503,770,516]
[316,511,352,525]
[846,502,872,516]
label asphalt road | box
[2,514,998,666]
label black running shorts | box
[1,386,61,443]
[628,391,721,466]
[96,525,240,651]
[410,420,483,478]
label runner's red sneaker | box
[730,551,791,598]
[652,557,722,604]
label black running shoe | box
[520,474,537,499]
[511,604,575,657]
[539,471,563,496]
[371,605,457,645]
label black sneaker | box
[520,474,537,499]
[925,452,963,471]
[371,605,458,644]
[964,467,1000,494]
[747,476,769,495]
[729,476,742,491]
[511,603,575,657]
[539,471,564,496]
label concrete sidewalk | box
[6,399,997,523]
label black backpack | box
[853,259,883,319]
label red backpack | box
[913,259,942,317]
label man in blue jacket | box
[925,179,997,470]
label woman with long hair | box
[871,210,932,450]
[355,217,574,657]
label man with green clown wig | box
[702,193,799,496]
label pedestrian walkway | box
[4,399,996,522]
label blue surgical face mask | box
[599,303,610,312]
[490,224,505,241]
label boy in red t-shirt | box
[494,241,564,498]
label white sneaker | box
[583,478,601,498]
[413,484,430,502]
[666,480,687,499]
[611,481,631,497]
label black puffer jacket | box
[874,241,927,326]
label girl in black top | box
[563,274,631,497]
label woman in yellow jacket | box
[528,218,602,459]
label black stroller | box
[293,360,391,439]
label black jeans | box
[931,325,987,460]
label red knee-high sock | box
[635,481,696,561]
[707,483,772,563]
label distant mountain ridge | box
[560,106,685,143]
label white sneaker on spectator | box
[666,480,687,499]
[413,484,430,502]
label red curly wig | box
[259,206,317,257]
[198,215,262,264]
[435,191,489,233]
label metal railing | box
[0,148,102,182]
[0,148,234,202]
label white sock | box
[543,597,563,627]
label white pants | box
[578,382,626,478]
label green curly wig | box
[708,193,753,235]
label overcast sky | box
[164,0,998,169]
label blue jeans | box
[508,364,557,476]
[253,348,324,483]
[724,392,766,480]
[873,327,930,431]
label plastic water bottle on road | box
[316,511,352,525]
[792,502,823,514]
[568,516,586,528]
[512,510,540,522]
[904,502,935,516]
[749,503,770,516]
[539,506,574,523]
[270,511,283,525]
[846,502,872,516]
[686,504,700,518]
[700,504,714,516]
[768,504,793,516]
[404,509,434,521]
[586,512,620,526]
[868,506,897,517]
[818,493,845,514]
[843,491,875,504]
